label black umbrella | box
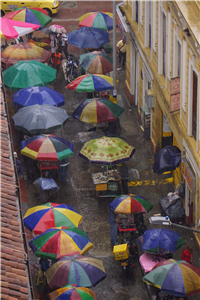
[153,145,181,174]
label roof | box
[1,83,30,299]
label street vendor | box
[108,206,118,246]
[120,163,129,194]
[51,48,63,76]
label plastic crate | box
[113,244,129,261]
[96,183,107,191]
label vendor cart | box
[117,214,137,241]
[91,169,121,197]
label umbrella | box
[33,177,59,192]
[79,11,113,31]
[79,136,135,166]
[3,60,56,90]
[139,252,167,273]
[13,86,65,108]
[49,24,66,34]
[21,134,73,161]
[66,74,118,93]
[48,285,98,300]
[153,145,181,174]
[3,7,52,29]
[41,27,52,34]
[136,228,185,255]
[29,227,93,260]
[66,27,110,49]
[72,98,124,124]
[109,195,153,215]
[45,253,107,289]
[143,259,200,297]
[12,105,69,134]
[1,43,51,65]
[23,202,82,234]
[79,51,113,74]
[0,18,40,39]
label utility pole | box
[112,0,117,102]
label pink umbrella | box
[139,252,167,273]
[0,18,40,39]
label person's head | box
[55,48,59,54]
[122,38,125,44]
[187,246,192,252]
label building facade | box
[118,1,200,244]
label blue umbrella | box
[33,178,59,192]
[13,86,65,108]
[153,145,181,174]
[66,27,110,49]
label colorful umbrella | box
[139,252,167,273]
[23,202,82,234]
[49,285,98,300]
[136,228,185,254]
[109,195,153,215]
[13,86,65,108]
[143,259,200,297]
[3,7,52,29]
[3,60,56,90]
[79,51,113,74]
[66,27,110,49]
[21,134,73,161]
[45,254,107,289]
[29,227,93,260]
[12,105,69,134]
[79,11,113,31]
[1,42,51,65]
[72,98,124,124]
[0,18,40,39]
[153,145,181,174]
[49,24,66,34]
[79,136,135,165]
[66,74,118,93]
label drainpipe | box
[113,0,117,101]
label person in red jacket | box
[182,246,193,264]
[51,48,63,75]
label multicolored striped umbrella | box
[49,24,66,34]
[79,11,113,31]
[109,195,153,215]
[72,98,124,124]
[79,136,135,165]
[49,285,97,300]
[23,202,82,234]
[79,51,113,74]
[66,74,118,92]
[3,7,52,29]
[1,42,51,65]
[136,228,185,254]
[45,254,107,289]
[29,227,94,260]
[143,259,200,297]
[21,134,73,161]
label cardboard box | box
[113,244,129,261]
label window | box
[158,5,166,76]
[136,1,139,24]
[149,2,151,49]
[152,1,156,52]
[140,1,143,24]
[192,71,198,140]
[182,39,187,112]
[144,1,151,49]
[163,13,166,77]
[173,28,182,78]
[167,10,171,80]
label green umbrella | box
[2,60,56,90]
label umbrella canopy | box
[1,42,51,65]
[79,136,135,166]
[3,60,56,90]
[153,145,181,174]
[41,26,52,34]
[139,252,167,273]
[49,24,66,34]
[29,227,93,260]
[72,98,124,124]
[12,105,69,134]
[0,18,40,39]
[3,7,52,29]
[13,86,65,108]
[109,195,153,215]
[33,178,59,192]
[136,228,185,255]
[49,285,98,300]
[45,254,107,289]
[79,11,113,31]
[143,259,200,297]
[66,27,110,49]
[23,202,82,234]
[21,134,73,161]
[66,74,118,93]
[79,51,113,74]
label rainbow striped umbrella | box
[29,227,93,260]
[23,202,82,235]
[79,51,113,74]
[45,254,107,289]
[79,11,113,31]
[143,259,200,297]
[49,285,97,300]
[72,98,124,124]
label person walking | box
[117,38,126,67]
[120,162,129,194]
[182,246,193,264]
[51,48,63,76]
[108,207,118,246]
